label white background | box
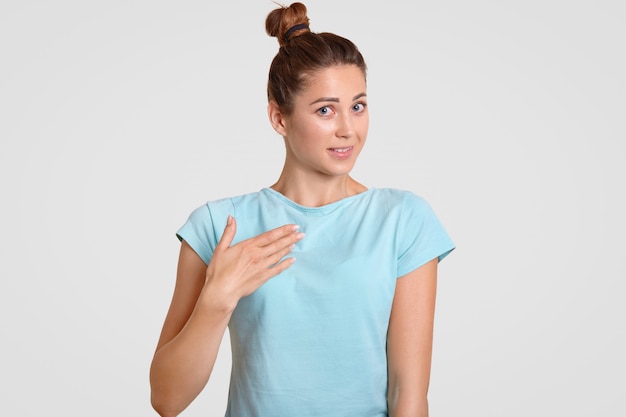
[1,1,624,416]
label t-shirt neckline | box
[261,187,373,214]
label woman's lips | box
[327,146,354,160]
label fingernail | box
[296,232,305,240]
[291,224,300,231]
[227,215,233,226]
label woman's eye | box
[353,102,367,112]
[317,106,331,115]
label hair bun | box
[266,2,311,47]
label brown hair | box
[265,2,367,114]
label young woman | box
[150,3,454,416]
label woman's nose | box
[336,114,354,139]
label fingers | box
[219,218,300,252]
[215,215,237,251]
[206,218,303,300]
[232,222,303,259]
[254,223,301,247]
[265,237,300,266]
[257,231,304,282]
[217,217,303,270]
[243,227,303,271]
[266,256,297,276]
[261,229,305,260]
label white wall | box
[1,1,624,415]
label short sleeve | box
[397,192,455,277]
[176,204,220,265]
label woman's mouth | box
[327,146,354,160]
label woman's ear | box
[267,100,288,136]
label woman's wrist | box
[196,280,239,317]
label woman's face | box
[275,65,369,179]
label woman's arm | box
[149,241,230,417]
[387,258,438,417]
[150,217,303,417]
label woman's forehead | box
[300,65,367,98]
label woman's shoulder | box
[193,189,266,209]
[368,187,428,206]
[186,189,273,221]
[180,190,265,239]
[365,188,442,224]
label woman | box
[150,3,454,416]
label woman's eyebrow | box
[309,92,367,105]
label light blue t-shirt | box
[177,187,455,417]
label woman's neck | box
[270,172,367,207]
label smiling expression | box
[272,65,369,179]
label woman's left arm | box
[387,258,438,417]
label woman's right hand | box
[150,216,303,416]
[201,215,304,308]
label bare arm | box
[150,216,303,417]
[387,258,438,417]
